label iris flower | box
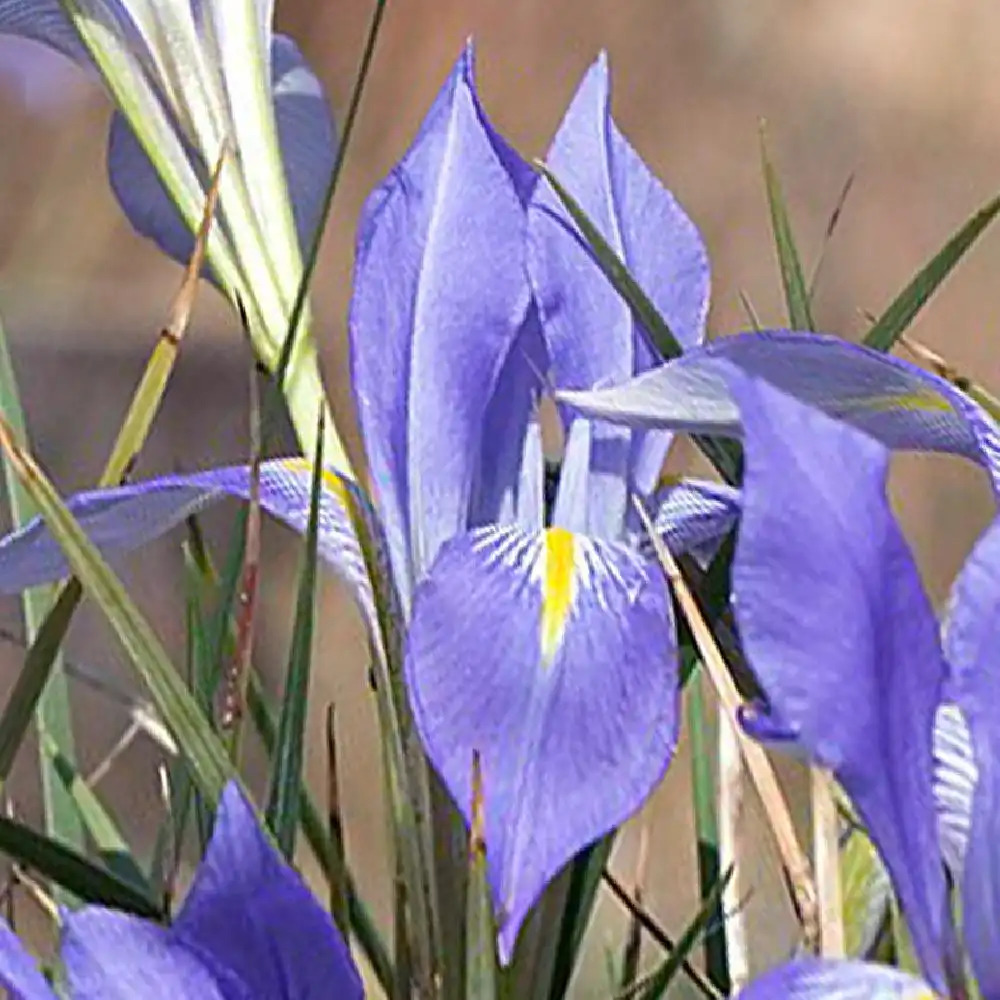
[559,330,1000,994]
[0,0,339,460]
[0,782,363,998]
[0,48,741,960]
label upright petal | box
[529,53,710,380]
[529,55,709,533]
[736,959,933,999]
[729,373,948,988]
[350,44,533,601]
[942,512,1000,993]
[0,919,57,1000]
[556,331,1000,492]
[174,783,363,999]
[406,524,677,963]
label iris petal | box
[0,458,385,658]
[406,524,677,963]
[174,783,364,999]
[729,373,948,988]
[942,513,1000,992]
[62,912,230,1000]
[529,53,710,532]
[736,958,935,999]
[557,330,1000,490]
[0,918,57,1000]
[350,44,533,601]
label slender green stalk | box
[0,318,84,862]
[686,670,730,990]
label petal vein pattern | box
[406,523,678,963]
[0,459,383,656]
[556,331,1000,491]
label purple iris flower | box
[559,331,1000,994]
[0,782,363,999]
[0,46,740,960]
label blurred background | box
[0,0,998,993]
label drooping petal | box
[0,919,57,1000]
[729,373,948,988]
[529,54,710,532]
[0,459,386,658]
[350,44,534,603]
[556,331,1000,491]
[63,911,231,1000]
[108,32,334,273]
[735,959,933,999]
[174,783,364,999]
[406,524,677,963]
[0,0,89,62]
[942,512,1000,993]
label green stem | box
[686,668,730,991]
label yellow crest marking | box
[540,527,576,663]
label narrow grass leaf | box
[324,704,351,940]
[617,825,648,993]
[807,172,855,302]
[266,421,323,858]
[0,312,84,858]
[182,515,395,993]
[0,158,222,802]
[602,869,721,1000]
[630,868,733,1000]
[760,125,815,331]
[0,812,161,918]
[864,193,1000,353]
[36,726,151,899]
[545,834,616,1000]
[687,675,730,988]
[0,416,235,806]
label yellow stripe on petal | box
[540,527,576,664]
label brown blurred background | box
[0,1,998,995]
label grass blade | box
[0,812,161,918]
[813,767,845,956]
[864,193,1000,353]
[629,868,733,1000]
[687,673,730,989]
[36,726,151,899]
[0,311,84,861]
[544,834,616,1000]
[760,125,815,331]
[324,704,351,940]
[0,154,223,799]
[617,824,648,993]
[266,420,323,858]
[602,869,722,1000]
[0,416,235,807]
